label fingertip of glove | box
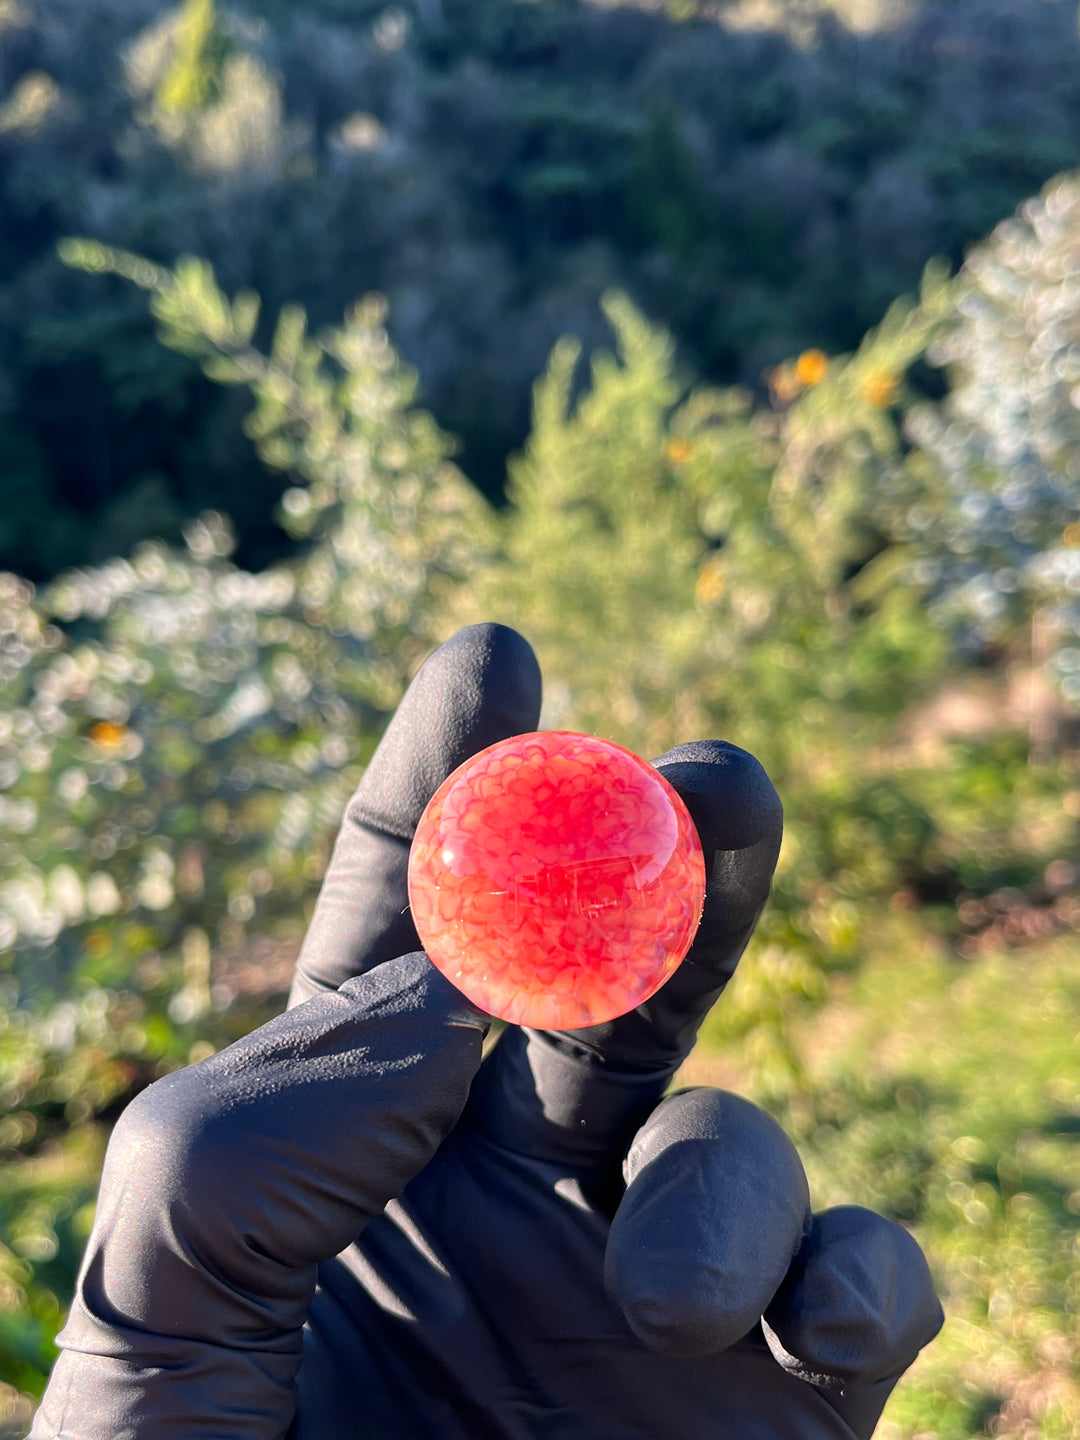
[446,623,543,719]
[605,1089,810,1360]
[652,741,783,853]
[352,623,542,839]
[763,1205,945,1388]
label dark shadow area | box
[1040,1112,1080,1139]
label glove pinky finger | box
[762,1205,944,1434]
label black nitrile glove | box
[32,624,943,1440]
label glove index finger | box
[290,624,542,1006]
[353,622,543,843]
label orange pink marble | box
[407,731,705,1028]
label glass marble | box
[407,731,706,1028]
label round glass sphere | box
[407,730,706,1028]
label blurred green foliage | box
[0,252,488,1425]
[1,42,1080,1437]
[906,174,1080,700]
[4,0,1080,576]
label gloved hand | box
[32,624,942,1440]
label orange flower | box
[861,370,897,408]
[696,558,726,604]
[795,349,828,386]
[665,438,694,465]
[770,366,803,404]
[89,721,129,754]
[1064,522,1080,548]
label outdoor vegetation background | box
[1,0,1079,1435]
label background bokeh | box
[1,1,1079,1434]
